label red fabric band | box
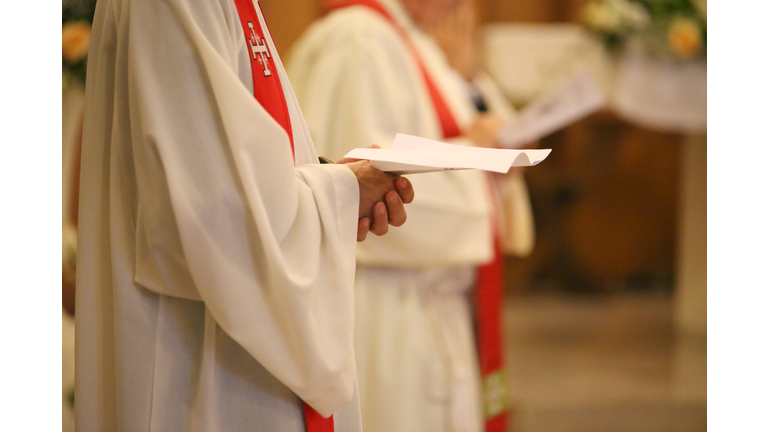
[475,237,508,431]
[233,0,295,159]
[325,2,508,431]
[232,2,332,431]
[303,401,336,432]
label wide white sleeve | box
[126,0,358,416]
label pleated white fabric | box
[75,0,364,430]
[287,1,506,431]
[288,0,494,269]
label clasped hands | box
[337,145,414,241]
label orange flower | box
[62,21,91,63]
[667,18,702,60]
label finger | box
[369,201,389,236]
[395,176,414,204]
[357,217,370,242]
[366,144,381,149]
[337,157,363,164]
[385,190,407,227]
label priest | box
[288,0,512,431]
[74,0,414,431]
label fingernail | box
[388,193,398,204]
[377,203,387,215]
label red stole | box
[325,1,509,431]
[232,1,332,431]
[326,0,460,139]
[233,0,294,156]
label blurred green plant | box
[62,0,98,89]
[580,0,706,61]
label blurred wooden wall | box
[506,113,681,294]
[260,0,595,51]
[261,0,683,294]
[259,0,322,53]
[476,0,588,23]
[470,0,682,294]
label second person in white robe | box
[288,0,513,431]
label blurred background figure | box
[426,0,538,262]
[288,0,514,431]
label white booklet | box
[343,133,552,175]
[497,70,605,148]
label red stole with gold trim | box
[232,1,333,431]
[325,1,509,431]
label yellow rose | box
[581,1,622,33]
[667,18,703,60]
[62,21,92,63]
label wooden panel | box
[260,0,594,50]
[505,112,682,294]
[476,0,591,24]
[477,0,555,23]
[259,0,323,53]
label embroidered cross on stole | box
[232,1,334,431]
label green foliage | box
[62,0,98,24]
[62,0,98,88]
[580,0,706,61]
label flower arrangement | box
[580,0,706,61]
[62,0,98,89]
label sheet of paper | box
[343,133,552,175]
[497,70,605,148]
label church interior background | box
[62,0,707,430]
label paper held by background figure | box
[344,71,604,175]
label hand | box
[465,113,506,149]
[339,144,414,241]
[344,160,414,241]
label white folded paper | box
[343,133,552,175]
[497,70,605,148]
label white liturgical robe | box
[469,72,536,258]
[75,0,364,431]
[287,1,498,431]
[289,0,494,269]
